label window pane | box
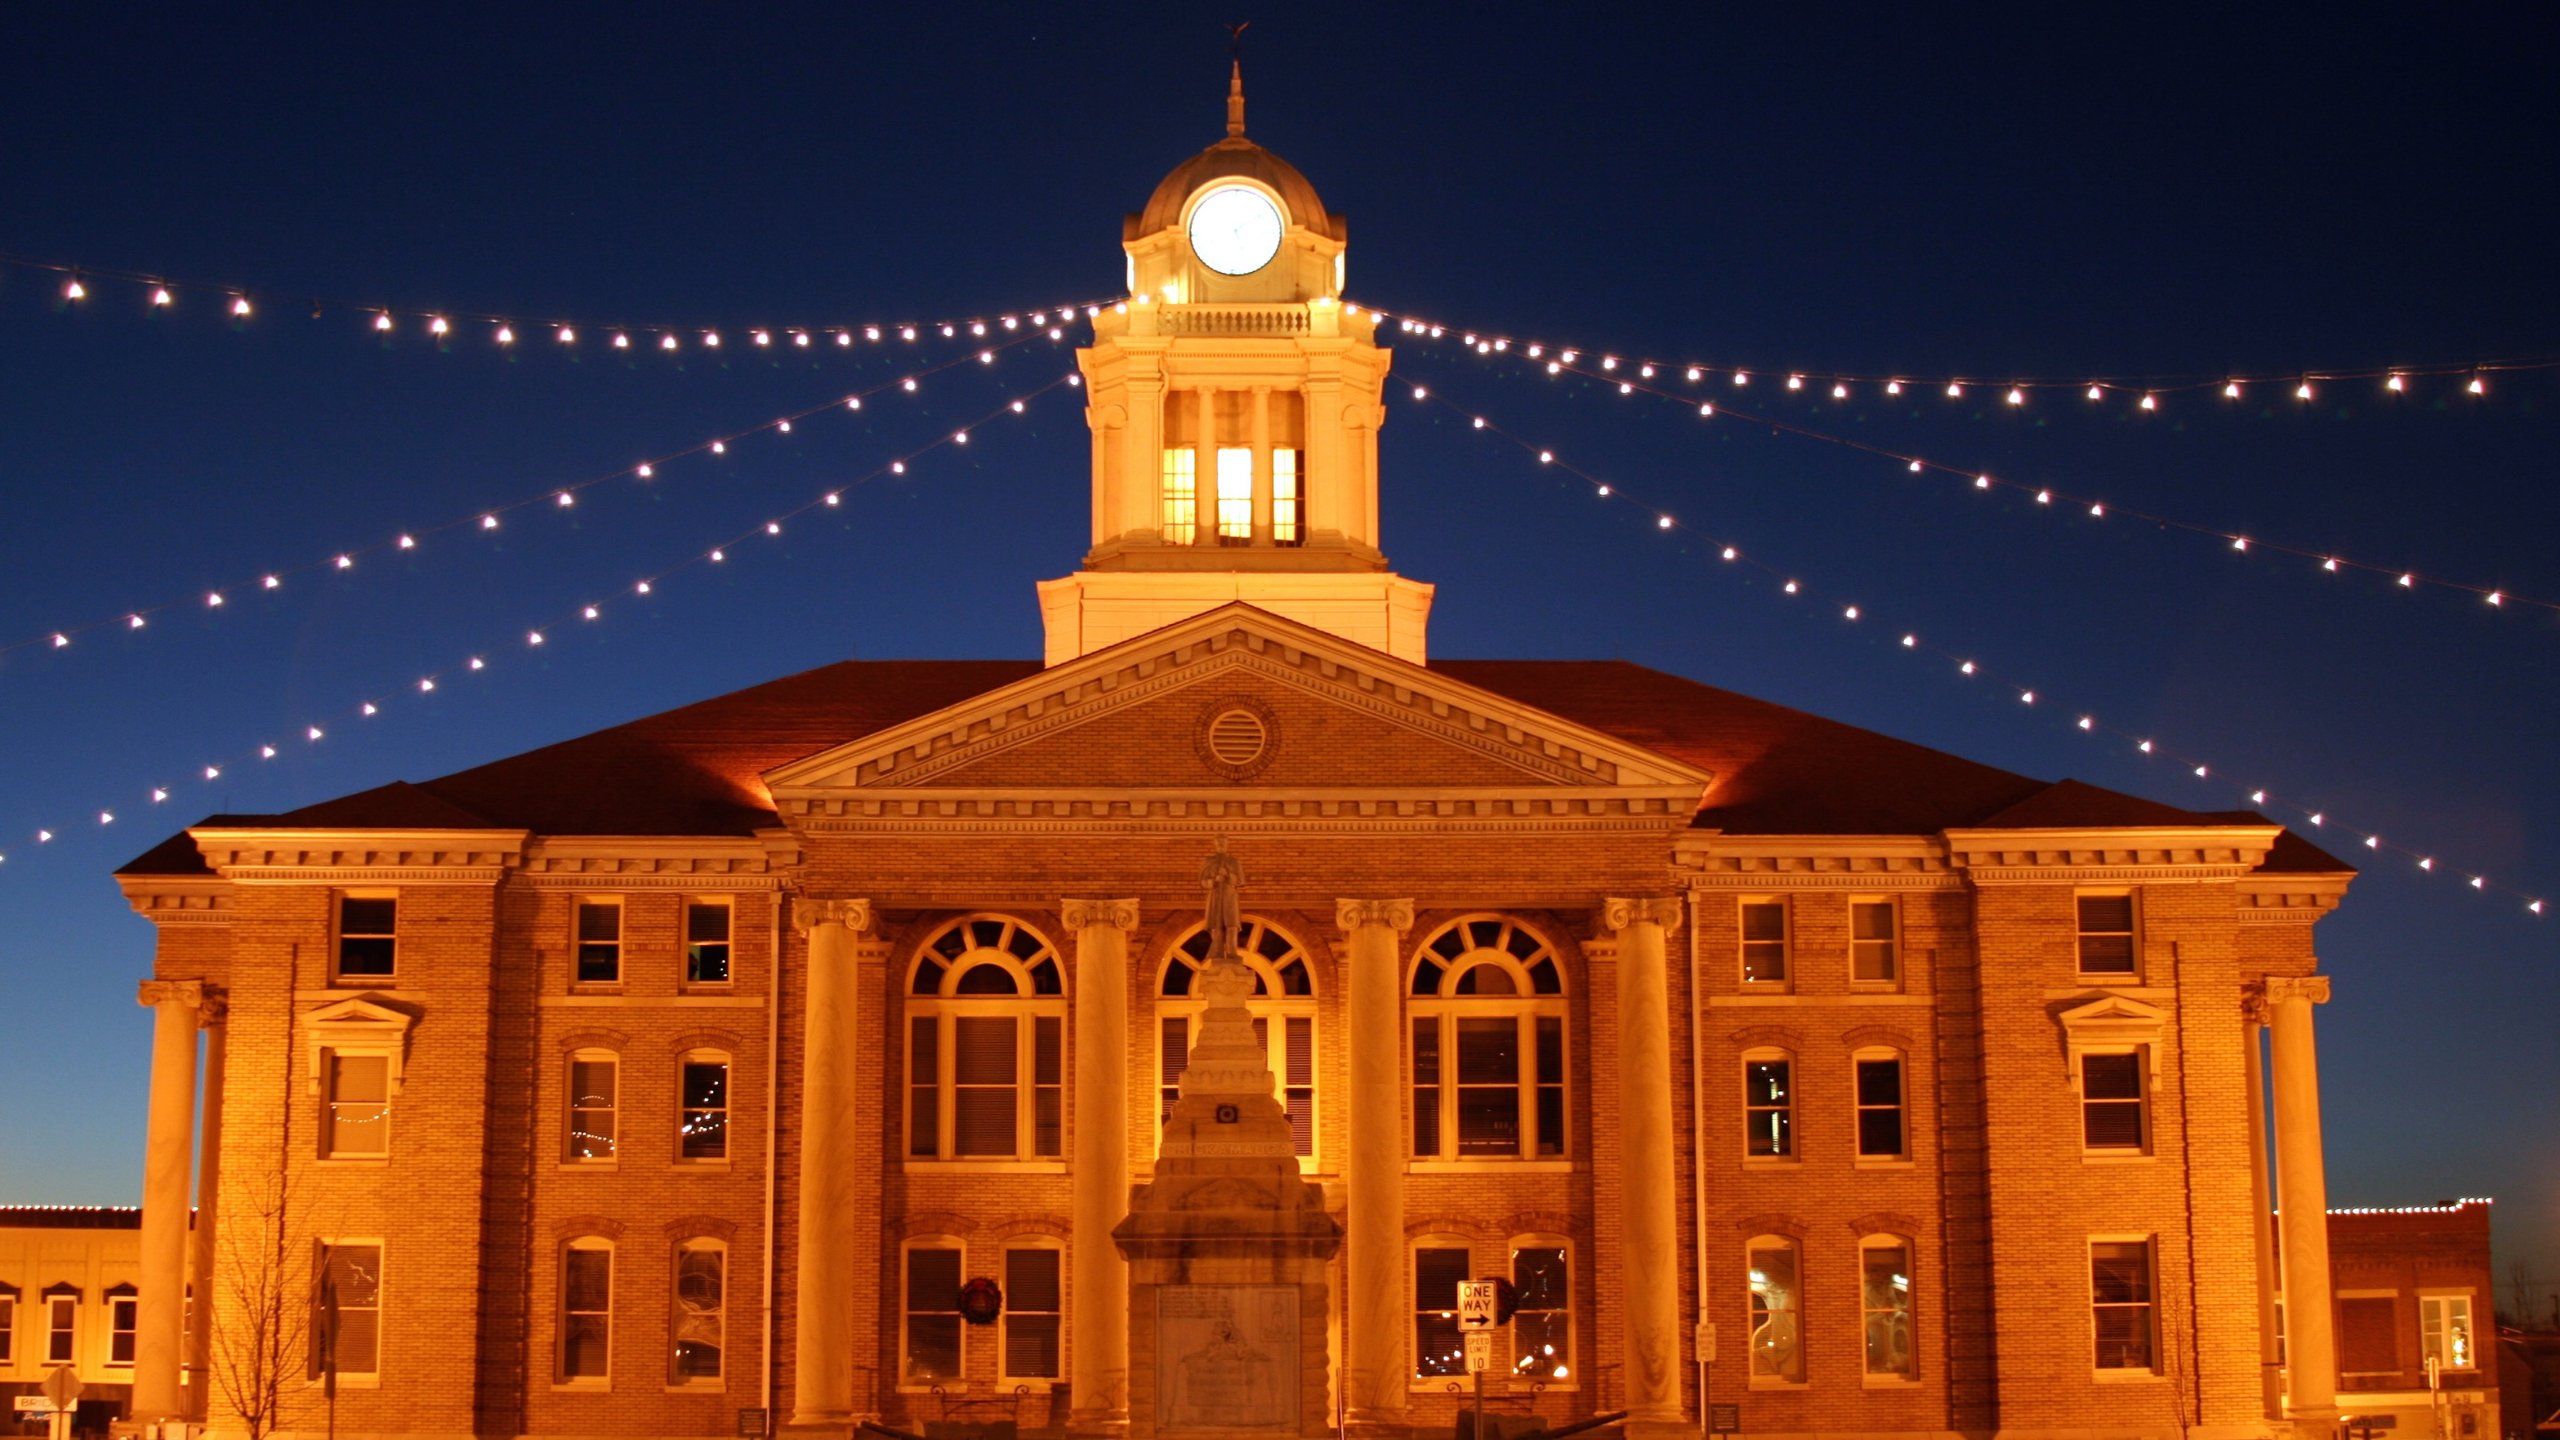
[909,1017,939,1158]
[1746,1060,1792,1157]
[2091,1243,2151,1303]
[2084,1100,2145,1149]
[1852,902,1895,941]
[954,1017,1018,1083]
[1741,903,1785,942]
[1006,1249,1060,1311]
[564,1249,611,1311]
[681,1062,728,1160]
[1456,1018,1519,1082]
[2078,895,2134,931]
[2082,1053,2141,1099]
[1515,1311,1569,1380]
[1416,1247,1469,1377]
[1858,1108,1905,1158]
[908,1315,961,1380]
[906,1249,959,1310]
[2341,1296,2398,1373]
[1748,1244,1802,1381]
[334,1054,390,1103]
[674,1248,723,1381]
[569,1059,617,1160]
[1863,1244,1914,1377]
[686,904,732,984]
[1007,1314,1061,1378]
[1412,1019,1440,1157]
[954,1090,1017,1156]
[1513,1247,1567,1311]
[1856,1058,1901,1107]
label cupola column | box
[132,978,204,1424]
[1192,385,1216,544]
[1250,385,1274,541]
[1335,899,1415,1432]
[1602,899,1689,1439]
[1063,899,1141,1437]
[791,899,879,1428]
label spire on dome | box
[1225,22,1249,137]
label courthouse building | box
[112,71,2366,1440]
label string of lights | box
[3,330,1065,665]
[0,372,1082,873]
[1385,325,2560,625]
[1400,368,2547,920]
[6,248,1106,356]
[1372,306,2560,407]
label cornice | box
[518,837,781,889]
[781,786,1701,833]
[2235,873,2354,924]
[1941,825,2280,884]
[116,874,235,926]
[1674,835,1958,889]
[189,827,528,886]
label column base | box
[1066,1409,1128,1440]
[1342,1418,1412,1440]
[1622,1418,1693,1440]
[784,1413,856,1437]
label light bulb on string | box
[231,297,252,317]
[64,276,86,300]
[2086,385,2103,401]
[150,286,171,307]
[496,325,514,344]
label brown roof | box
[120,657,2345,875]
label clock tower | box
[1037,63,1434,665]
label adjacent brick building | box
[107,71,2366,1440]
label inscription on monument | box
[1156,1285,1298,1431]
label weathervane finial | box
[1225,22,1250,137]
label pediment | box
[303,995,417,1095]
[766,606,1712,819]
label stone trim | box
[1848,1211,1926,1239]
[117,877,235,925]
[1727,1024,1807,1052]
[302,996,417,1096]
[662,1215,739,1242]
[1839,1025,1918,1052]
[552,1215,626,1241]
[189,826,527,885]
[1735,1214,1810,1240]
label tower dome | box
[1127,62,1342,245]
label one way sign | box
[1458,1280,1499,1331]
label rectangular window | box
[1533,1016,1566,1158]
[685,902,732,985]
[1161,449,1198,545]
[48,1296,76,1364]
[1850,900,1898,983]
[909,1016,939,1158]
[1215,446,1254,542]
[1160,1015,1190,1131]
[2077,894,2137,975]
[672,1244,724,1384]
[107,1294,136,1366]
[567,1057,617,1161]
[2421,1294,2476,1371]
[2091,1241,2155,1370]
[1272,449,1302,544]
[1282,1015,1315,1155]
[1862,1243,1916,1377]
[2341,1295,2400,1374]
[560,1245,611,1382]
[336,894,396,978]
[575,901,621,983]
[1510,1244,1571,1383]
[322,1052,391,1158]
[0,1291,15,1363]
[953,1017,1018,1156]
[1415,1245,1469,1378]
[1748,1241,1804,1382]
[1002,1247,1061,1381]
[2081,1052,2147,1151]
[1033,1015,1063,1159]
[1745,1058,1793,1158]
[1855,1056,1905,1159]
[1741,900,1788,983]
[1455,1017,1522,1156]
[680,1060,729,1161]
[1411,1018,1440,1157]
[312,1243,382,1378]
[903,1246,963,1382]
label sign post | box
[1459,1281,1499,1440]
[42,1364,82,1440]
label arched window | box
[1851,1048,1905,1161]
[907,917,1065,1161]
[1508,1236,1574,1384]
[1411,1237,1473,1379]
[678,1051,731,1163]
[999,1238,1064,1385]
[1157,917,1317,1161]
[1409,917,1567,1160]
[558,1238,612,1384]
[1746,1235,1803,1384]
[671,1239,725,1386]
[565,1049,617,1162]
[900,1238,965,1384]
[1742,1049,1795,1160]
[1859,1235,1916,1379]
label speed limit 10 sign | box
[1458,1280,1500,1330]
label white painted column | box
[186,998,227,1419]
[1192,386,1215,544]
[1124,367,1166,541]
[1335,899,1414,1430]
[1064,899,1140,1436]
[2242,996,2282,1421]
[1604,898,1687,1437]
[133,979,203,1423]
[1250,385,1274,543]
[2264,976,2338,1436]
[790,898,875,1427]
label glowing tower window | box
[1216,447,1254,542]
[1161,449,1197,545]
[1273,449,1301,544]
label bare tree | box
[208,1171,311,1440]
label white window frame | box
[1746,1235,1805,1386]
[573,898,623,986]
[684,899,734,987]
[333,889,398,982]
[45,1291,77,1365]
[1410,1237,1473,1384]
[899,1239,966,1388]
[1739,897,1790,987]
[1271,447,1302,544]
[1409,917,1570,1164]
[998,1240,1064,1387]
[566,1050,618,1164]
[1160,448,1198,544]
[2420,1291,2477,1373]
[671,1239,726,1388]
[556,1238,612,1387]
[2090,1237,2157,1374]
[906,917,1068,1165]
[2075,890,2140,978]
[1508,1235,1575,1387]
[1849,897,1899,987]
[1156,917,1319,1168]
[1214,445,1254,542]
[1859,1236,1917,1381]
[2078,1048,2150,1155]
[1852,1049,1907,1162]
[0,1286,16,1365]
[105,1287,136,1368]
[677,1052,731,1164]
[320,1049,393,1160]
[311,1240,383,1383]
[1742,1049,1795,1162]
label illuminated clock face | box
[1188,185,1284,276]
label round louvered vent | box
[1194,696,1279,780]
[1206,709,1267,766]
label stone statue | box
[1200,836,1243,961]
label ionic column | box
[791,898,876,1427]
[1335,899,1414,1430]
[1603,898,1687,1436]
[133,979,203,1423]
[2242,994,2282,1421]
[1192,386,1215,544]
[2262,976,2339,1435]
[1063,899,1140,1436]
[186,996,228,1420]
[1250,385,1274,542]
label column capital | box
[1061,898,1141,932]
[1602,896,1685,935]
[2255,974,2332,1008]
[792,897,875,939]
[197,991,229,1027]
[136,978,204,1010]
[2242,990,2273,1027]
[1334,898,1415,934]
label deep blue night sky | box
[2,5,2553,1296]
